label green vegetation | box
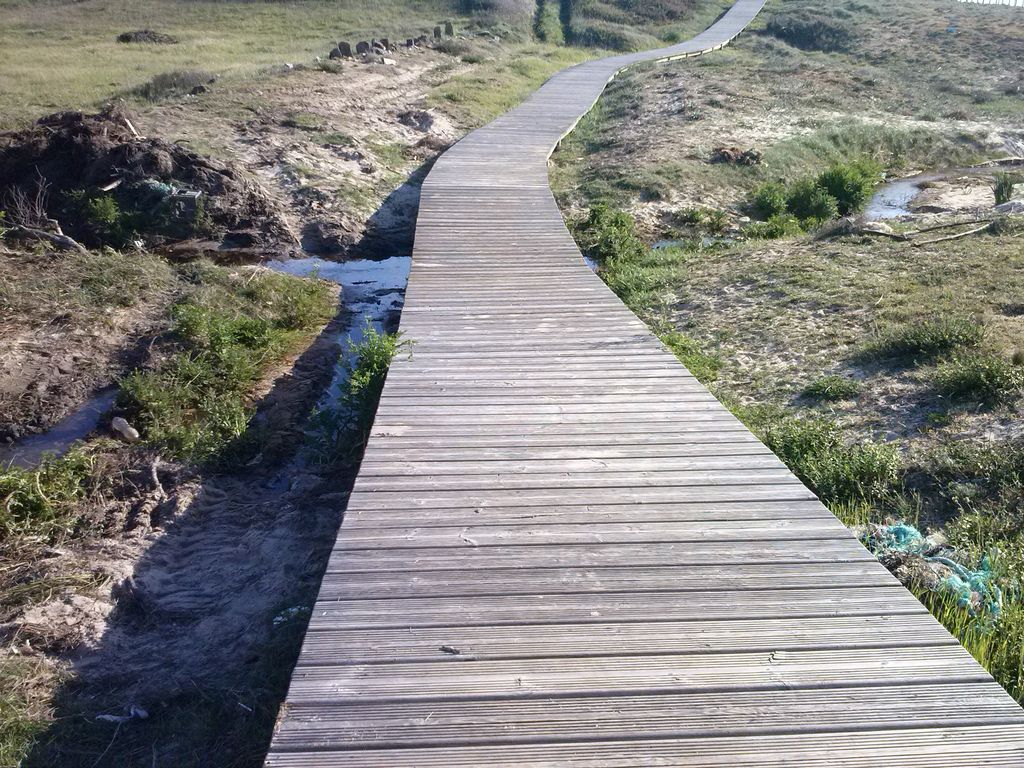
[0,449,99,543]
[661,330,722,383]
[936,354,1024,406]
[916,588,1024,702]
[308,325,409,462]
[533,0,565,44]
[750,159,881,228]
[0,659,54,767]
[746,411,902,510]
[430,44,592,126]
[132,69,213,101]
[802,375,861,402]
[993,172,1021,206]
[858,316,985,364]
[763,13,857,53]
[119,264,334,463]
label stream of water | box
[0,388,119,469]
[264,255,412,403]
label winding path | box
[265,3,1024,764]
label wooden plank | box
[272,684,1024,749]
[265,0,1024,763]
[268,726,1024,767]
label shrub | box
[764,15,857,53]
[860,316,985,363]
[743,213,804,240]
[752,182,788,218]
[760,417,902,506]
[132,70,214,101]
[66,191,136,248]
[571,22,647,51]
[803,375,861,401]
[816,159,882,215]
[936,354,1024,405]
[993,172,1021,206]
[702,208,729,234]
[579,203,646,266]
[786,179,839,224]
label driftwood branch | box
[904,218,993,237]
[8,225,88,253]
[912,222,993,247]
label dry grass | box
[0,0,462,128]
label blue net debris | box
[861,522,1002,619]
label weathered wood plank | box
[265,0,1024,763]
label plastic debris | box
[859,522,1002,618]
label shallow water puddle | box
[264,255,411,402]
[0,388,118,469]
[864,175,932,220]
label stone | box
[356,40,370,55]
[415,35,428,45]
[338,41,353,57]
[329,47,343,60]
[406,38,414,47]
[111,417,140,443]
[444,21,454,36]
[381,57,396,66]
[380,38,389,49]
[433,25,442,39]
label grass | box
[0,248,176,326]
[802,375,861,402]
[429,43,593,126]
[661,330,722,383]
[916,589,1024,702]
[308,324,409,463]
[936,353,1024,406]
[0,449,99,543]
[745,411,903,510]
[119,263,334,464]
[0,658,57,767]
[858,316,986,364]
[0,0,465,128]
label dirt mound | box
[0,104,294,251]
[116,30,178,45]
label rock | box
[381,57,396,66]
[433,25,442,40]
[406,38,414,47]
[189,84,207,96]
[398,109,434,132]
[111,417,140,443]
[337,41,352,58]
[861,221,894,235]
[329,47,343,60]
[380,38,389,49]
[444,21,454,36]
[356,40,370,55]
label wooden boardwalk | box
[265,2,1024,764]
